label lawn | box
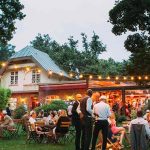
[0,136,133,150]
[0,136,74,150]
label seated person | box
[22,111,29,131]
[29,110,44,134]
[49,112,57,125]
[129,110,150,139]
[37,110,44,118]
[0,110,15,137]
[109,112,130,147]
[53,110,70,136]
[42,112,50,126]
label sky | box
[10,0,131,62]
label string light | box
[69,73,73,77]
[138,76,142,80]
[115,76,119,80]
[145,76,148,80]
[89,75,93,79]
[25,67,30,72]
[48,70,53,75]
[123,76,127,80]
[107,76,110,80]
[37,69,41,73]
[60,71,63,76]
[131,76,134,80]
[79,74,83,79]
[98,76,102,80]
[14,65,18,69]
[2,63,6,67]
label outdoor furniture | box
[53,121,71,144]
[26,121,52,144]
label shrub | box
[13,105,26,119]
[0,87,11,110]
[35,100,67,113]
[117,115,126,122]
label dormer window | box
[32,70,40,83]
[10,71,18,85]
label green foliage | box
[30,33,125,76]
[0,43,15,63]
[13,105,26,119]
[131,109,137,120]
[117,115,126,123]
[0,87,11,110]
[0,0,25,44]
[35,100,67,113]
[109,0,150,79]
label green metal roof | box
[11,46,69,77]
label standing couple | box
[72,89,111,150]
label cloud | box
[10,0,130,61]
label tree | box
[0,0,25,44]
[31,33,107,74]
[0,43,15,68]
[0,87,11,110]
[109,0,150,76]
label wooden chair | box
[96,131,122,150]
[54,121,71,144]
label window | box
[32,70,40,83]
[10,71,18,85]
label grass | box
[0,136,74,150]
[0,135,132,150]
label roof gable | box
[9,46,69,77]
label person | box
[92,92,100,105]
[80,89,93,150]
[143,109,150,120]
[67,103,73,118]
[72,94,82,150]
[91,95,111,150]
[42,112,51,126]
[37,109,44,118]
[0,109,4,121]
[28,110,37,131]
[0,110,15,137]
[129,110,150,138]
[109,112,129,147]
[22,111,29,131]
[53,110,70,137]
[147,112,150,126]
[6,104,11,116]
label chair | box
[130,124,148,150]
[54,120,71,144]
[96,130,121,150]
[26,122,46,143]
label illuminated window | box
[10,71,18,85]
[32,70,40,83]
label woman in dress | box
[109,112,129,147]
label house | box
[0,46,70,109]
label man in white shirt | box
[91,95,111,150]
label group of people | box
[27,109,70,138]
[71,89,150,150]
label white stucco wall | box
[0,63,67,92]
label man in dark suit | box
[72,94,82,150]
[80,89,93,150]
